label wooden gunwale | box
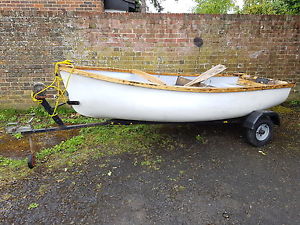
[59,65,295,93]
[68,65,240,78]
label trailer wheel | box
[246,117,273,147]
[28,154,36,169]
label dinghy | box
[19,63,294,168]
[58,64,295,122]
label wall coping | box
[1,10,300,21]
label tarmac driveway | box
[0,112,299,225]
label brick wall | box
[0,0,104,12]
[0,11,299,108]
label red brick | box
[0,11,299,107]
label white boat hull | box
[60,72,291,122]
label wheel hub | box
[256,124,270,141]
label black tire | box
[28,154,36,169]
[246,117,274,147]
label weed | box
[196,134,207,144]
[173,185,186,192]
[179,170,185,175]
[29,106,49,117]
[95,183,102,191]
[0,109,20,124]
[28,203,39,209]
[13,133,23,140]
[0,107,175,185]
[271,105,293,114]
[36,135,84,159]
[289,100,300,106]
[140,156,163,170]
[0,156,25,168]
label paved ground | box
[0,111,299,225]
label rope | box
[31,60,74,117]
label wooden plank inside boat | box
[184,64,227,86]
[176,76,208,87]
[131,69,166,85]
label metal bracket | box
[67,101,80,105]
[7,126,33,134]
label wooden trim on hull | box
[59,65,296,93]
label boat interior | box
[83,69,287,88]
[59,64,293,91]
